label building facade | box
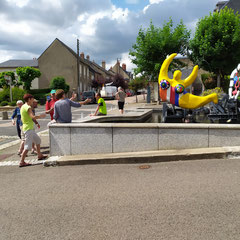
[0,59,39,89]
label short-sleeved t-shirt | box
[98,98,107,115]
[117,91,126,102]
[46,99,58,120]
[20,104,34,132]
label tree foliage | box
[0,71,20,88]
[129,19,190,81]
[189,7,240,87]
[16,66,41,91]
[50,76,70,93]
[128,77,147,102]
[113,74,128,89]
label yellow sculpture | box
[158,53,218,109]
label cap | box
[33,99,38,102]
[16,100,23,105]
[51,89,56,94]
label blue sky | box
[111,0,149,11]
[0,0,219,71]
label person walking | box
[53,89,91,123]
[115,87,126,114]
[19,94,47,167]
[90,92,107,116]
[11,100,23,139]
[11,100,25,155]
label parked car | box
[126,90,134,97]
[82,91,96,103]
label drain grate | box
[139,164,151,169]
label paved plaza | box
[1,158,240,240]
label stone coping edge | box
[43,146,240,167]
[49,122,240,129]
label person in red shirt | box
[45,89,57,120]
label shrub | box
[9,101,17,106]
[201,73,216,89]
[28,88,51,94]
[202,87,224,98]
[201,73,230,93]
[50,76,69,93]
[0,87,10,102]
[0,101,9,106]
[12,87,26,102]
[0,87,26,103]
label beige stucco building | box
[38,38,91,92]
[38,38,115,94]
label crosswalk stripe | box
[0,159,45,167]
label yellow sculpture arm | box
[158,53,177,85]
[183,65,199,87]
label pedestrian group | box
[12,87,127,167]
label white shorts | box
[24,129,41,150]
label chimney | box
[122,63,126,71]
[102,60,106,69]
[80,52,84,59]
[86,55,90,60]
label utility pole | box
[77,39,80,100]
[5,75,12,102]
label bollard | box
[2,111,8,120]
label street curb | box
[43,147,240,167]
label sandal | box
[38,155,48,160]
[19,162,32,168]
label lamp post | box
[4,75,12,102]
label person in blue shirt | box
[11,100,23,139]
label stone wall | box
[49,123,240,156]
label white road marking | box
[0,136,19,139]
[0,130,49,150]
[0,159,45,167]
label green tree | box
[129,19,190,81]
[0,71,20,88]
[16,66,41,91]
[189,7,240,88]
[128,77,147,103]
[50,76,70,93]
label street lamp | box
[4,75,12,102]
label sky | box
[0,0,219,71]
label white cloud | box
[144,0,164,13]
[6,0,29,7]
[0,15,31,35]
[149,0,164,3]
[111,6,129,22]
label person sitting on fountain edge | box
[90,92,107,116]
